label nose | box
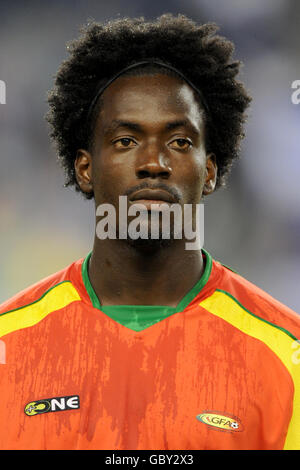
[135,142,172,180]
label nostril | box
[136,157,173,179]
[137,170,150,179]
[160,171,171,179]
[137,169,170,179]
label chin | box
[123,235,174,252]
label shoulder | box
[210,257,300,340]
[0,258,84,316]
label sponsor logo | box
[24,395,80,416]
[196,410,243,432]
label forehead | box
[96,73,205,129]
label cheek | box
[179,155,207,204]
[91,154,133,205]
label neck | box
[88,237,204,307]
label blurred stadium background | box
[0,0,299,312]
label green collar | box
[81,249,212,331]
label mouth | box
[128,189,177,207]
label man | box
[0,14,299,450]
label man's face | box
[76,73,217,243]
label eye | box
[169,138,192,151]
[113,138,137,149]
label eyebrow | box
[103,118,201,136]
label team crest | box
[196,410,243,432]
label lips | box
[129,189,176,204]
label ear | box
[203,153,217,196]
[75,149,93,195]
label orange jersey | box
[0,249,299,450]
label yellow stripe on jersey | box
[199,289,300,450]
[0,281,81,339]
